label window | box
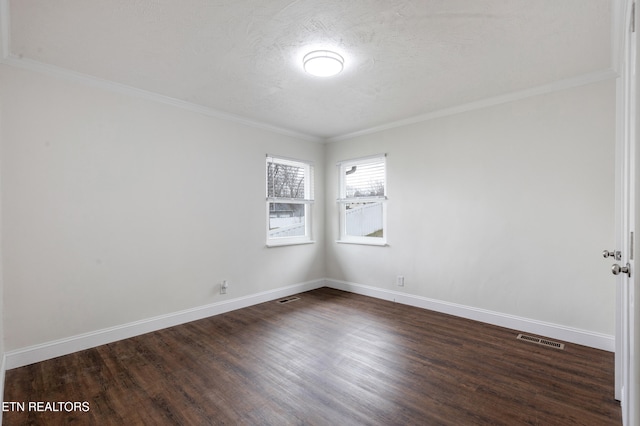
[266,155,314,246]
[337,154,387,245]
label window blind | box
[339,155,386,201]
[266,156,314,202]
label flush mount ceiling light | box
[303,50,344,77]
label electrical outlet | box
[396,275,404,287]
[220,280,228,294]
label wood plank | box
[3,288,621,425]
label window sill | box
[336,240,388,247]
[266,240,316,248]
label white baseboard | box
[5,279,326,370]
[4,277,614,370]
[325,279,615,352]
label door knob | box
[611,263,631,277]
[603,250,622,260]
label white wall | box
[0,61,617,356]
[0,64,325,351]
[325,80,616,335]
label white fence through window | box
[269,217,305,238]
[346,202,383,236]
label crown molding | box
[0,53,324,143]
[327,68,619,143]
[0,0,322,143]
[3,53,617,145]
[0,0,622,145]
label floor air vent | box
[277,296,300,304]
[516,334,565,350]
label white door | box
[614,1,637,424]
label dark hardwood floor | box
[3,287,621,425]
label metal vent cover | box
[516,334,565,350]
[276,296,300,304]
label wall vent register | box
[516,333,565,350]
[277,296,300,304]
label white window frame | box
[337,154,387,246]
[266,155,314,247]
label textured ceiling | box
[6,0,612,140]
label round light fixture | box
[303,50,344,77]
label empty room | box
[0,0,638,425]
